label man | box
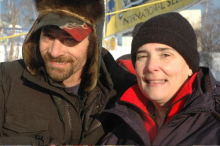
[0,0,136,145]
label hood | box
[22,0,105,92]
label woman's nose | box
[145,56,160,73]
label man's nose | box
[48,39,66,58]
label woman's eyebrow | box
[155,47,173,52]
[136,50,148,54]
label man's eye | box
[64,38,78,46]
[43,33,54,39]
[65,38,75,42]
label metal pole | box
[205,0,209,25]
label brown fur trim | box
[34,0,104,24]
[84,30,99,92]
[23,42,41,75]
[23,17,42,75]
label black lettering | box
[160,2,166,9]
[167,0,171,7]
[143,9,149,17]
[152,4,158,13]
[158,3,165,10]
[135,12,141,19]
[141,11,147,19]
[176,0,182,3]
[123,17,129,25]
[171,0,176,5]
[149,6,154,15]
[167,0,182,7]
[146,6,154,16]
[127,14,133,23]
[132,13,137,23]
[123,8,151,25]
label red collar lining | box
[116,60,136,75]
[120,84,149,114]
[165,72,198,123]
[171,72,198,104]
[120,72,198,117]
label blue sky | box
[188,0,220,12]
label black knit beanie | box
[131,12,200,73]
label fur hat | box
[131,12,200,73]
[34,0,104,24]
[22,0,105,92]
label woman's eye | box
[161,53,170,57]
[137,55,148,60]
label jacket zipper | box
[80,93,100,121]
[79,93,102,143]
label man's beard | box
[43,53,74,82]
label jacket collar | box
[120,72,198,115]
[184,67,219,112]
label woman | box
[99,12,220,145]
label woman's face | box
[135,43,193,106]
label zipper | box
[79,122,102,144]
[80,93,100,121]
[79,93,102,143]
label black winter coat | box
[0,49,136,145]
[100,67,220,145]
